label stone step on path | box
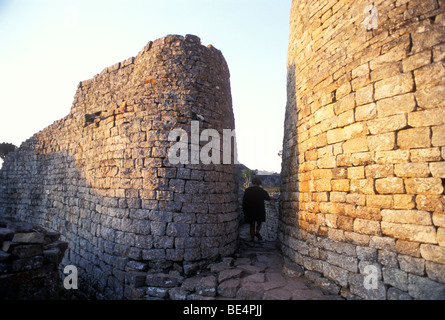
[179,225,344,301]
[217,243,341,300]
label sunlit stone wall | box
[281,0,445,299]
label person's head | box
[252,177,262,186]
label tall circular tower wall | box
[281,0,445,299]
[0,35,239,299]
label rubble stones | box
[115,225,343,300]
[0,34,238,299]
[0,219,68,299]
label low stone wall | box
[0,219,68,299]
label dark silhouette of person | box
[242,177,277,241]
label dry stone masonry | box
[0,35,239,299]
[0,219,68,299]
[281,0,445,299]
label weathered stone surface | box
[408,275,445,300]
[217,279,240,298]
[146,272,184,288]
[420,244,445,264]
[236,281,264,300]
[218,268,242,283]
[405,178,444,195]
[382,222,437,244]
[12,232,45,244]
[282,0,445,301]
[0,34,238,299]
[196,275,217,297]
[374,73,414,101]
[11,245,43,259]
[381,210,432,226]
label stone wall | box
[264,200,279,241]
[0,219,68,299]
[281,0,445,299]
[0,34,239,299]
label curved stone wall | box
[0,34,239,299]
[281,0,445,299]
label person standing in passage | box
[242,177,274,241]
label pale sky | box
[0,0,290,173]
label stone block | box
[348,273,386,300]
[429,162,445,178]
[375,177,405,194]
[405,178,444,195]
[365,164,394,179]
[352,63,370,78]
[327,128,345,144]
[355,84,374,106]
[433,213,445,227]
[374,73,414,101]
[353,219,381,236]
[387,287,413,300]
[415,85,445,109]
[381,222,437,244]
[370,44,408,71]
[348,166,365,179]
[393,194,416,210]
[416,195,445,213]
[350,179,375,195]
[408,274,445,300]
[370,61,401,83]
[368,114,407,135]
[376,93,416,118]
[217,279,240,298]
[366,195,393,208]
[426,261,445,284]
[397,127,431,149]
[342,122,368,140]
[322,261,350,287]
[376,150,410,164]
[355,102,377,121]
[11,245,43,259]
[314,104,335,123]
[383,267,409,291]
[367,132,395,151]
[343,137,368,153]
[414,61,445,90]
[432,125,445,147]
[146,272,184,288]
[12,232,45,244]
[410,147,442,163]
[381,209,432,226]
[420,244,445,264]
[408,108,445,128]
[337,109,355,127]
[394,163,430,178]
[402,50,432,72]
[395,240,420,257]
[333,93,355,115]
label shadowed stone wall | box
[281,0,445,299]
[0,34,239,299]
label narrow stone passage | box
[178,225,344,300]
[212,225,344,300]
